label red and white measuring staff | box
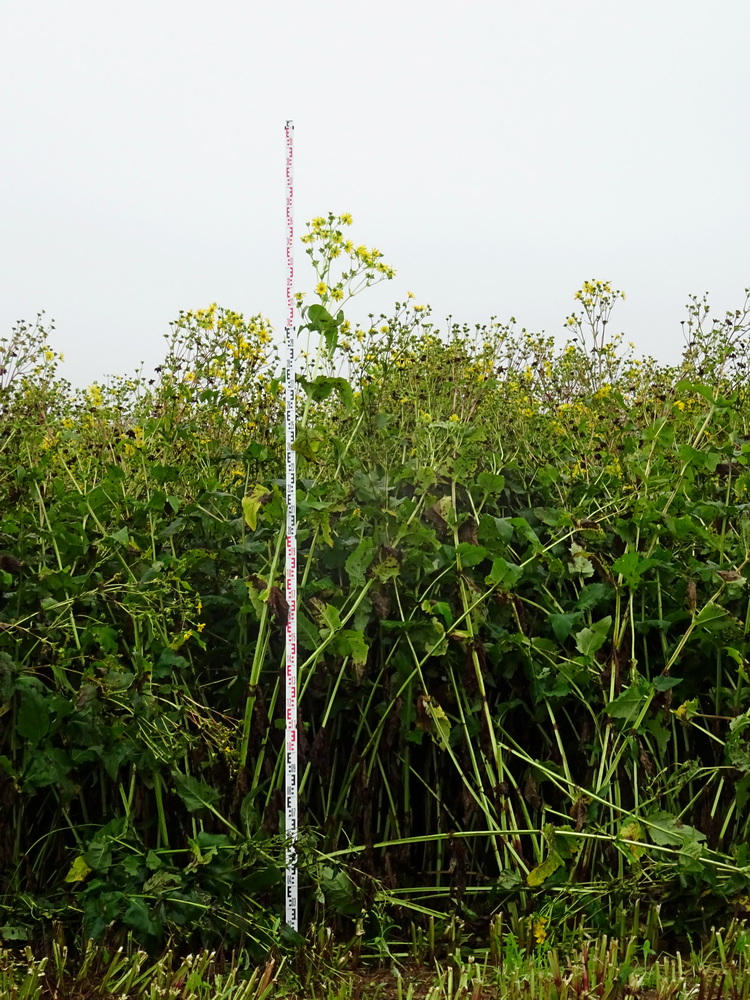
[283,119,298,930]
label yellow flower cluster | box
[86,384,104,407]
[574,279,624,306]
[301,213,396,284]
[533,916,548,945]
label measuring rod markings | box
[284,119,298,931]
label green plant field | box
[1,215,750,988]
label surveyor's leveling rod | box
[283,119,298,931]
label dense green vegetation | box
[2,215,750,988]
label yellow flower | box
[448,414,460,423]
[339,213,353,225]
[86,384,104,407]
[315,282,328,297]
[533,916,548,945]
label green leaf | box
[372,555,400,582]
[568,542,594,577]
[65,855,92,883]
[298,375,353,410]
[575,583,612,611]
[694,602,727,626]
[526,851,563,886]
[345,536,375,587]
[149,463,181,484]
[611,551,658,588]
[293,427,326,462]
[548,613,582,643]
[339,629,369,669]
[320,603,342,633]
[456,542,488,566]
[618,819,646,860]
[17,686,50,744]
[421,600,453,627]
[574,616,612,658]
[478,515,514,545]
[110,527,130,545]
[604,677,651,721]
[486,557,523,590]
[305,304,344,356]
[674,698,699,723]
[423,696,451,751]
[142,870,181,894]
[652,675,682,692]
[123,898,160,938]
[241,486,271,531]
[476,472,505,495]
[645,809,705,847]
[320,866,361,916]
[171,771,220,813]
[0,924,29,941]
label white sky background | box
[2,0,749,387]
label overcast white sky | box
[2,1,749,386]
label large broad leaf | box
[575,583,612,611]
[456,542,489,566]
[304,304,345,356]
[574,616,612,658]
[476,472,505,495]
[241,486,272,531]
[298,375,353,410]
[171,771,220,813]
[611,551,659,588]
[604,677,651,721]
[336,629,369,673]
[292,427,326,462]
[548,612,582,643]
[486,557,523,590]
[345,536,375,587]
[64,856,92,883]
[645,809,705,847]
[16,685,50,744]
[372,555,400,582]
[618,819,646,860]
[123,898,161,939]
[527,851,563,886]
[319,865,361,916]
[311,600,342,634]
[568,542,594,577]
[652,675,682,692]
[694,602,728,626]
